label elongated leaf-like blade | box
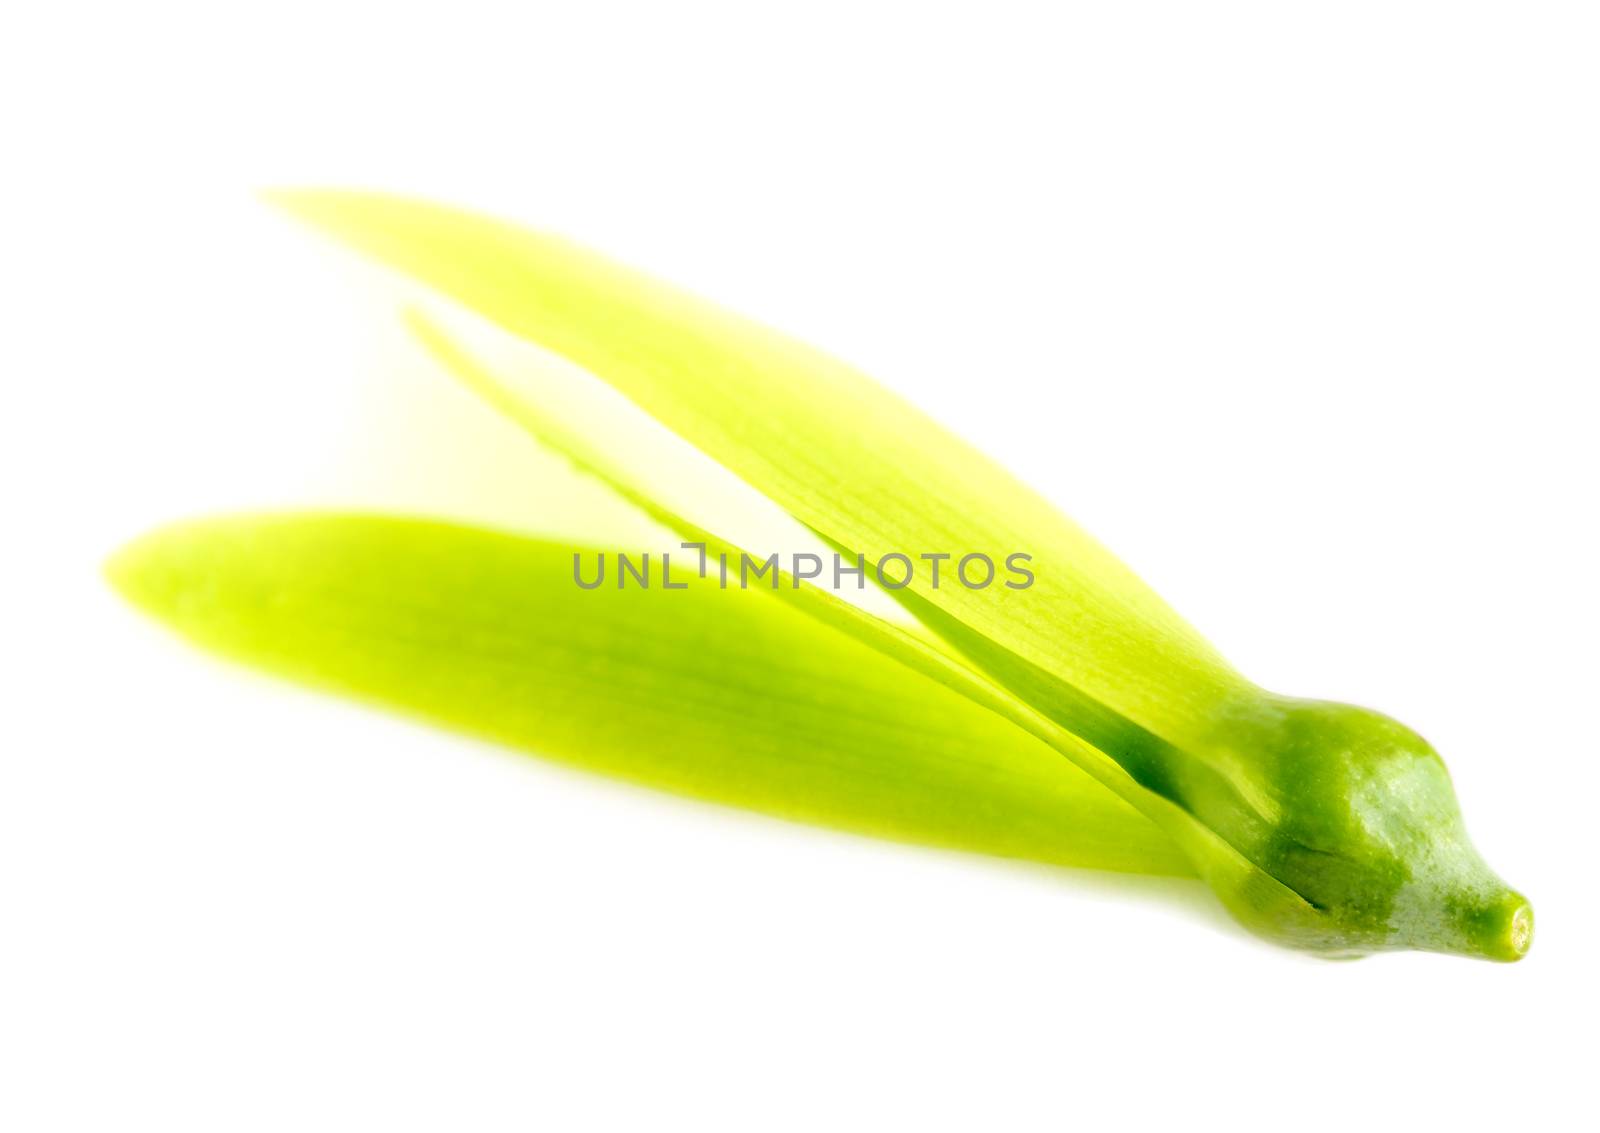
[277,211,1324,948]
[268,191,1256,755]
[402,308,1146,803]
[108,514,1191,877]
[399,311,1327,937]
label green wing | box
[110,514,1190,877]
[269,190,1256,754]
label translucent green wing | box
[110,514,1191,877]
[269,191,1255,754]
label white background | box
[5,3,1598,1129]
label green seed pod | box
[1184,696,1531,960]
[112,191,1530,961]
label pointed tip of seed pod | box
[1474,891,1533,962]
[1505,899,1534,960]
